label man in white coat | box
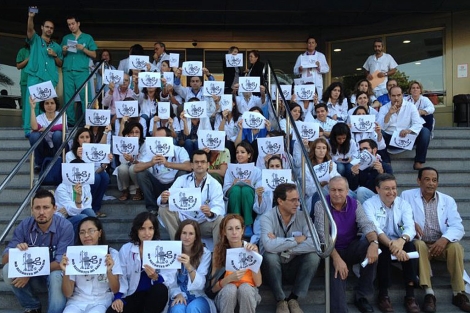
[401,167,469,313]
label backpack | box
[204,265,226,300]
[40,157,63,186]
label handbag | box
[204,266,225,300]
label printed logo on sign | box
[148,246,177,269]
[184,64,201,76]
[115,140,136,155]
[353,118,373,132]
[32,87,52,101]
[186,104,204,117]
[171,192,198,211]
[307,58,316,65]
[227,55,242,67]
[296,88,313,100]
[85,147,106,162]
[201,133,222,150]
[230,251,257,270]
[221,98,231,109]
[171,57,178,64]
[314,162,329,180]
[140,75,159,87]
[282,89,290,98]
[131,58,147,69]
[105,72,122,84]
[244,114,263,128]
[301,125,317,140]
[241,79,258,92]
[65,167,92,184]
[360,151,373,167]
[393,137,412,148]
[265,173,288,189]
[260,140,281,155]
[71,251,103,274]
[231,167,251,180]
[88,112,108,126]
[13,252,46,276]
[158,106,168,115]
[205,83,222,95]
[149,140,171,155]
[117,103,136,117]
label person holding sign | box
[322,82,349,122]
[223,46,242,93]
[209,214,262,313]
[245,50,265,86]
[234,84,267,115]
[28,96,65,172]
[60,217,121,313]
[214,95,241,163]
[135,85,159,130]
[103,74,138,125]
[328,123,359,181]
[347,91,378,120]
[173,67,214,102]
[180,98,212,157]
[2,189,74,313]
[151,42,170,73]
[349,106,384,153]
[149,103,181,144]
[234,106,271,147]
[167,220,216,313]
[279,102,303,135]
[107,212,172,313]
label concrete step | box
[390,157,470,171]
[394,170,470,184]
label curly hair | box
[321,82,345,105]
[213,214,245,269]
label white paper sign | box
[389,130,418,150]
[294,76,314,85]
[115,101,139,118]
[262,169,293,191]
[239,77,260,93]
[203,81,225,96]
[67,39,78,53]
[62,163,95,185]
[157,102,171,119]
[28,81,57,102]
[8,247,50,278]
[86,109,111,126]
[129,55,150,70]
[103,69,124,85]
[146,136,174,157]
[295,121,320,141]
[169,53,180,67]
[220,95,232,112]
[112,136,139,155]
[227,163,255,181]
[301,55,318,68]
[242,111,265,129]
[65,245,108,275]
[313,161,331,183]
[163,72,174,86]
[225,53,244,68]
[138,72,160,88]
[198,130,226,151]
[143,240,182,270]
[270,85,291,100]
[169,187,202,212]
[182,61,203,77]
[184,101,207,118]
[391,251,419,261]
[82,143,111,163]
[294,85,316,100]
[225,248,263,273]
[354,149,376,171]
[350,115,375,133]
[257,136,284,158]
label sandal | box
[132,188,143,201]
[119,189,129,201]
[96,212,107,218]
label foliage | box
[0,67,14,87]
[389,70,411,92]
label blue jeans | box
[183,139,198,158]
[68,208,96,236]
[335,161,353,181]
[380,127,431,164]
[90,171,110,212]
[2,265,66,313]
[355,187,376,204]
[29,131,63,166]
[168,296,210,313]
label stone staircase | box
[0,126,469,313]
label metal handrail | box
[0,60,105,244]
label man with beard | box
[363,38,397,97]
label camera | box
[192,41,197,47]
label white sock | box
[425,287,434,295]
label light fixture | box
[415,62,421,65]
[333,48,341,52]
[403,40,411,44]
[356,68,362,71]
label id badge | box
[281,251,291,259]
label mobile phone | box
[29,7,39,14]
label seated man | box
[363,174,420,313]
[158,150,225,245]
[376,86,430,170]
[350,139,393,203]
[2,189,74,313]
[314,176,379,313]
[260,183,320,313]
[134,127,191,214]
[305,102,337,138]
[376,79,397,106]
[401,167,470,313]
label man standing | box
[2,189,74,313]
[158,150,225,244]
[314,177,379,313]
[260,183,320,313]
[376,86,431,170]
[150,41,170,72]
[24,7,62,137]
[61,15,97,126]
[401,167,470,313]
[293,36,330,98]
[363,174,420,313]
[363,38,398,97]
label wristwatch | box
[400,235,408,242]
[370,240,379,245]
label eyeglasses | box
[79,229,99,236]
[284,198,300,203]
[193,161,207,165]
[380,187,397,192]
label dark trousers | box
[379,128,431,164]
[106,283,168,313]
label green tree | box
[389,70,410,92]
[0,66,14,87]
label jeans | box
[68,208,96,236]
[354,187,376,204]
[183,139,198,158]
[168,296,210,313]
[262,252,320,301]
[2,265,66,313]
[90,171,110,212]
[380,127,431,164]
[136,170,173,212]
[29,131,63,166]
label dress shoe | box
[378,295,394,313]
[453,293,470,312]
[287,299,304,313]
[276,300,289,313]
[355,297,374,313]
[404,296,420,313]
[422,294,436,313]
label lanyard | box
[276,212,293,238]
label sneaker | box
[276,300,289,313]
[287,299,304,313]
